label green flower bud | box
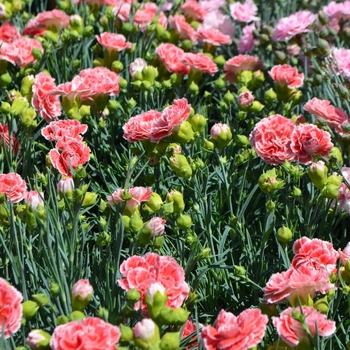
[291,186,302,198]
[247,100,264,113]
[22,300,39,319]
[166,190,185,213]
[188,81,199,95]
[160,332,181,350]
[143,66,159,82]
[171,121,195,143]
[69,310,85,321]
[120,324,133,342]
[314,296,329,314]
[223,90,234,104]
[130,213,144,233]
[158,307,190,326]
[176,214,192,230]
[317,38,330,56]
[169,154,192,178]
[26,329,51,350]
[234,265,246,276]
[258,169,284,194]
[111,60,124,73]
[237,70,253,86]
[214,77,225,90]
[126,288,141,304]
[277,226,293,244]
[321,181,341,199]
[214,55,226,67]
[32,47,43,61]
[328,146,343,166]
[202,138,215,152]
[12,97,29,115]
[266,199,275,212]
[82,192,98,207]
[56,315,70,325]
[20,74,34,99]
[50,282,60,297]
[83,25,94,37]
[0,101,11,114]
[188,113,207,133]
[308,161,328,189]
[145,192,163,213]
[145,282,168,319]
[31,293,49,307]
[235,134,250,147]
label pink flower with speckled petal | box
[201,309,268,350]
[272,306,336,347]
[0,173,27,203]
[118,253,190,311]
[290,124,333,164]
[271,10,317,42]
[249,114,296,165]
[41,120,88,142]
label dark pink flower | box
[271,10,317,42]
[238,23,256,54]
[249,114,296,165]
[0,22,20,43]
[272,306,336,346]
[201,309,268,350]
[118,253,190,311]
[290,124,333,164]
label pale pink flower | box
[238,91,254,107]
[197,26,232,46]
[339,241,350,265]
[145,217,166,237]
[129,58,148,77]
[57,177,75,194]
[224,55,264,82]
[201,10,235,37]
[169,15,198,44]
[199,0,226,12]
[181,52,218,75]
[271,10,317,42]
[133,319,158,340]
[25,191,44,210]
[330,48,350,79]
[108,187,152,212]
[201,309,268,350]
[335,167,350,215]
[272,306,336,346]
[238,23,256,54]
[41,120,88,142]
[71,279,93,300]
[180,0,208,21]
[230,0,259,23]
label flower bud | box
[26,329,51,350]
[247,100,264,112]
[69,310,85,321]
[98,306,109,321]
[169,154,192,178]
[188,114,207,133]
[235,134,250,147]
[328,146,343,166]
[144,192,163,213]
[210,123,232,148]
[223,90,234,104]
[176,214,192,230]
[130,213,144,233]
[266,199,275,212]
[71,279,93,311]
[317,38,330,56]
[160,332,181,350]
[258,169,284,194]
[20,75,34,100]
[82,192,98,207]
[126,288,141,304]
[50,282,60,297]
[277,226,293,244]
[166,190,185,213]
[314,296,329,314]
[133,319,160,350]
[31,293,49,307]
[158,307,190,326]
[264,88,277,104]
[308,161,328,189]
[238,91,254,108]
[57,177,74,198]
[145,282,168,319]
[202,138,215,152]
[120,324,133,342]
[22,300,39,319]
[171,121,195,143]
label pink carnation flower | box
[224,54,263,82]
[201,309,268,350]
[335,167,350,215]
[156,43,190,75]
[169,15,198,44]
[272,306,336,347]
[230,0,259,23]
[269,64,304,88]
[271,10,317,42]
[197,26,232,46]
[96,32,132,52]
[181,52,218,75]
[118,253,190,311]
[238,23,256,54]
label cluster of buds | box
[131,61,159,92]
[308,161,342,199]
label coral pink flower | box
[25,191,44,209]
[118,253,190,310]
[224,54,264,82]
[292,237,339,273]
[182,319,201,350]
[304,97,350,129]
[78,67,120,99]
[156,43,190,75]
[249,114,296,165]
[238,23,256,54]
[32,72,62,122]
[41,120,88,142]
[335,167,350,215]
[0,278,23,339]
[22,18,47,37]
[50,317,120,350]
[129,58,148,77]
[0,173,27,203]
[201,309,268,350]
[145,217,166,237]
[123,110,162,142]
[0,38,43,67]
[151,98,191,142]
[49,140,91,177]
[290,124,333,164]
[181,52,218,75]
[196,26,232,46]
[272,306,336,347]
[107,187,153,212]
[133,3,167,30]
[0,22,20,43]
[269,64,304,89]
[112,2,131,21]
[229,0,259,23]
[263,266,335,305]
[180,0,208,21]
[169,15,198,44]
[96,32,132,52]
[271,10,317,42]
[51,76,90,102]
